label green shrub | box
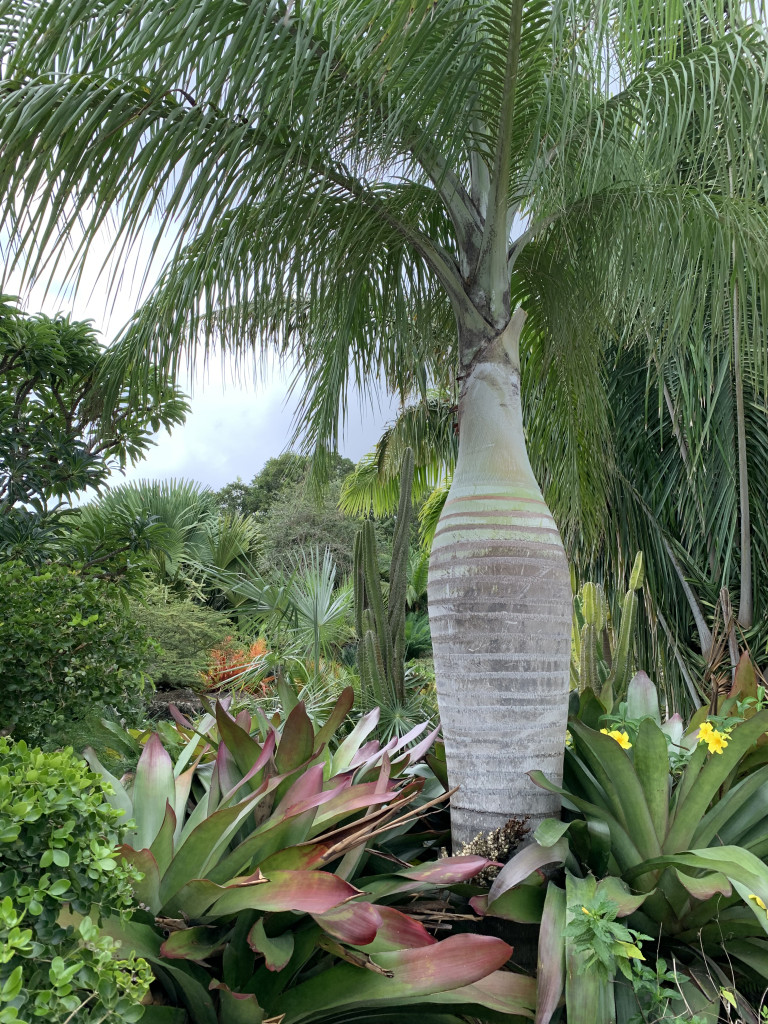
[0,560,151,747]
[129,586,235,690]
[0,738,151,1023]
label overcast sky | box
[6,229,396,494]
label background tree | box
[217,452,354,517]
[0,298,188,564]
[2,0,768,840]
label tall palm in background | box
[1,0,768,840]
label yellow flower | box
[748,894,768,920]
[697,721,716,744]
[707,730,729,755]
[600,728,632,750]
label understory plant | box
[85,691,535,1023]
[0,559,151,747]
[472,668,768,1023]
[0,738,151,1023]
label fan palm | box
[1,0,768,841]
[80,479,262,600]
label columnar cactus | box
[353,447,414,705]
[571,552,645,708]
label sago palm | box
[1,0,768,841]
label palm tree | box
[1,0,768,842]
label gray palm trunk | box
[428,308,572,846]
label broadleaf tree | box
[1,0,768,840]
[0,297,188,563]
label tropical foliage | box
[83,692,535,1024]
[474,667,768,1022]
[0,560,151,747]
[0,298,187,566]
[0,738,152,1023]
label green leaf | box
[487,838,569,903]
[275,934,514,1022]
[208,870,360,916]
[485,884,546,924]
[665,711,768,853]
[673,869,732,901]
[247,918,294,972]
[535,884,566,1024]
[132,733,176,851]
[209,983,264,1023]
[633,718,669,843]
[275,703,315,773]
[1,966,22,1001]
[569,721,661,862]
[160,926,225,962]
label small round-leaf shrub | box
[0,737,151,1022]
[0,560,152,746]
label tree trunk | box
[428,309,572,847]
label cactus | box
[571,552,645,709]
[608,551,645,703]
[353,448,415,705]
[578,581,607,695]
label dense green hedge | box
[0,560,151,747]
[0,738,151,1023]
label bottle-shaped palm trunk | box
[428,310,572,847]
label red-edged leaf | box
[277,933,514,1020]
[275,703,315,772]
[311,782,400,827]
[174,755,202,846]
[273,762,325,815]
[258,839,336,873]
[207,802,316,884]
[208,741,239,813]
[431,967,537,1016]
[332,708,381,773]
[149,800,177,876]
[133,733,175,850]
[236,709,252,731]
[163,871,266,919]
[535,883,566,1024]
[220,729,277,805]
[120,845,161,913]
[209,982,264,1023]
[488,839,569,903]
[314,687,355,749]
[348,740,388,770]
[360,904,436,951]
[470,895,488,917]
[159,787,271,908]
[160,926,224,962]
[209,869,360,916]
[169,705,194,729]
[363,934,511,990]
[399,856,495,884]
[398,724,441,767]
[313,901,382,945]
[247,918,294,972]
[215,703,266,782]
[674,869,732,900]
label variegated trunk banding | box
[428,309,572,846]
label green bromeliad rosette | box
[470,669,768,1024]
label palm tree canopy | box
[1,0,767,525]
